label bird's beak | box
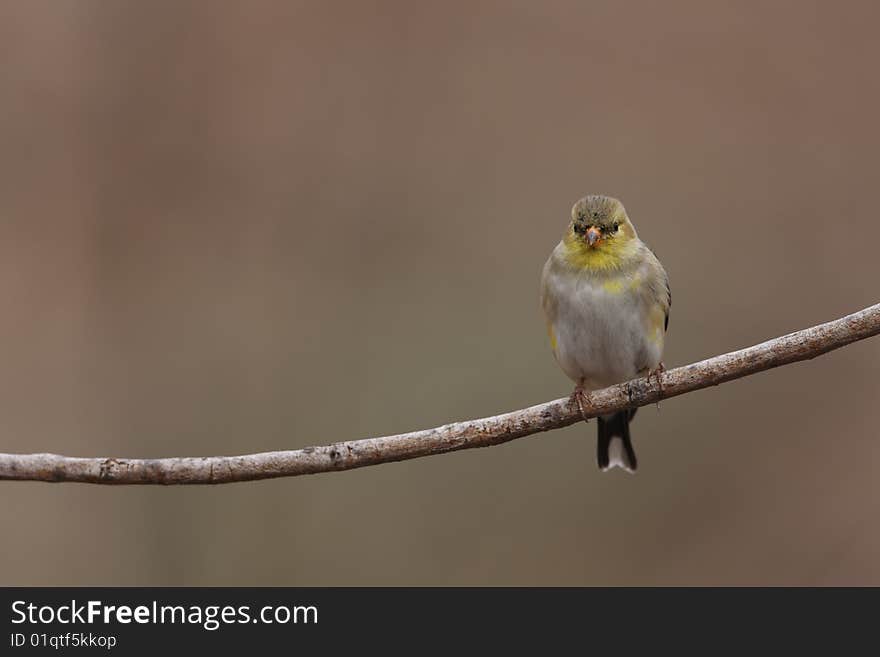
[586,226,602,247]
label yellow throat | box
[561,229,638,272]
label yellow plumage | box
[560,226,640,273]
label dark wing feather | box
[664,277,671,332]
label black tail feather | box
[596,408,637,472]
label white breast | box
[546,266,663,391]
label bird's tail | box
[597,408,637,473]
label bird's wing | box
[540,252,560,354]
[643,244,670,333]
[663,270,671,332]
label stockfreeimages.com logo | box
[11,600,318,632]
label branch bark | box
[2,303,878,485]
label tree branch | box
[2,303,879,485]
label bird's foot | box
[647,362,666,409]
[570,386,591,422]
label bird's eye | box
[610,223,619,233]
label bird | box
[540,194,670,472]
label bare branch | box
[2,303,878,485]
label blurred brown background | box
[1,0,879,586]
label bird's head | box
[568,195,636,249]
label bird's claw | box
[648,362,666,409]
[570,387,591,423]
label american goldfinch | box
[541,195,670,472]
